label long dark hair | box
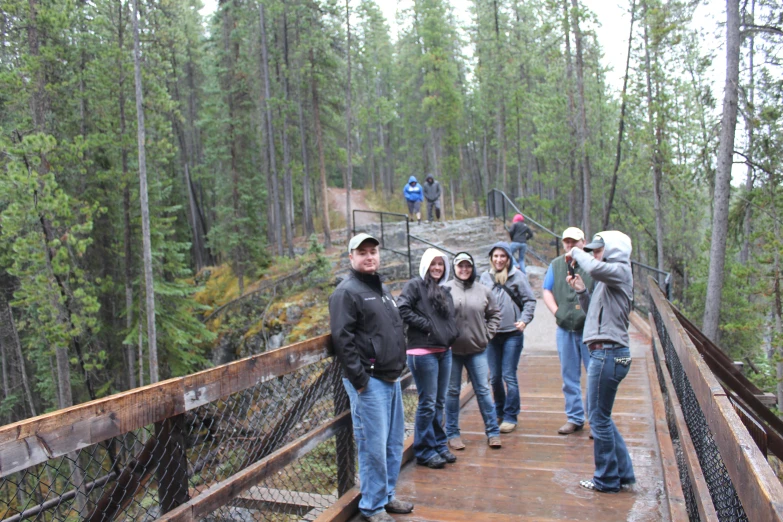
[424,272,450,317]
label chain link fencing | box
[0,351,425,522]
[651,301,748,522]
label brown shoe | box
[488,436,502,448]
[558,422,584,435]
[448,437,466,450]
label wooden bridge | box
[1,276,783,521]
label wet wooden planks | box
[350,301,672,521]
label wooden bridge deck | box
[349,301,672,521]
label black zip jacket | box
[509,222,533,244]
[329,269,406,390]
[397,278,459,349]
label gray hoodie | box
[569,231,633,347]
[479,242,536,333]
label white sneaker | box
[499,421,516,433]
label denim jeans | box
[408,351,452,463]
[509,242,527,272]
[556,327,591,425]
[587,346,635,492]
[486,332,523,424]
[445,351,500,439]
[343,377,405,517]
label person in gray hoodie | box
[443,252,502,450]
[567,230,636,493]
[422,174,442,223]
[479,242,536,433]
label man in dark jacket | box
[329,233,413,521]
[422,174,442,224]
[542,227,593,435]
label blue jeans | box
[343,377,405,517]
[408,351,452,463]
[509,242,527,272]
[445,351,500,439]
[556,327,591,425]
[587,346,636,492]
[486,332,523,424]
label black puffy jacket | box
[329,270,407,390]
[397,277,459,349]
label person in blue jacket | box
[404,176,423,224]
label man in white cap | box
[542,227,594,435]
[329,233,413,521]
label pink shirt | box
[406,347,448,355]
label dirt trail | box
[327,187,374,226]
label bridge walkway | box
[348,300,670,521]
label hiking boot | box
[439,450,457,463]
[417,454,446,469]
[558,422,584,435]
[488,436,502,448]
[385,499,414,514]
[499,421,516,433]
[363,511,394,522]
[448,437,466,450]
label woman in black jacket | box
[397,248,459,469]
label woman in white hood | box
[397,248,459,469]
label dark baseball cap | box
[583,234,605,252]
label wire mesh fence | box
[0,353,426,522]
[651,300,748,522]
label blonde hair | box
[491,265,510,285]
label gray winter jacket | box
[444,277,501,355]
[479,242,536,333]
[570,231,633,347]
[423,178,441,202]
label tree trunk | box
[570,0,591,237]
[603,0,636,229]
[741,0,755,265]
[293,16,314,238]
[310,48,331,248]
[703,0,740,344]
[643,5,665,279]
[279,8,295,257]
[344,0,353,240]
[117,0,136,391]
[0,290,36,417]
[259,3,283,256]
[132,0,159,382]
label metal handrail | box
[409,235,456,257]
[352,209,412,278]
[487,188,672,300]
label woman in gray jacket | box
[480,242,536,433]
[444,252,502,449]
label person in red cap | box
[508,214,533,273]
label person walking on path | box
[423,174,442,224]
[543,227,594,435]
[403,176,423,224]
[397,248,459,469]
[329,233,414,521]
[508,214,533,272]
[443,252,503,450]
[566,231,636,493]
[479,242,536,433]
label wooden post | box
[333,372,355,496]
[154,414,190,514]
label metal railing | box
[0,337,424,522]
[648,277,783,522]
[352,210,412,278]
[487,189,562,258]
[487,189,673,306]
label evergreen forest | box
[1,0,782,422]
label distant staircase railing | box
[487,189,672,304]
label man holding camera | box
[542,227,593,435]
